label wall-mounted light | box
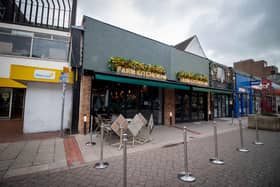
[83,114,87,122]
[83,114,87,135]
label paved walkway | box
[0,118,244,179]
[1,118,280,186]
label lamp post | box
[231,75,235,125]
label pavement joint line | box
[7,141,28,171]
[3,164,49,178]
[53,138,56,163]
[0,143,10,155]
[32,139,42,166]
[172,125,201,135]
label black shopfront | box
[175,89,208,122]
[91,79,163,125]
[209,62,233,119]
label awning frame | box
[95,73,190,90]
[0,78,27,88]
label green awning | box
[95,74,190,90]
[193,87,211,92]
[193,86,232,94]
[211,89,232,94]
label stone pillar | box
[78,75,92,134]
[164,88,175,126]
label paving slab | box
[4,164,49,178]
[1,128,280,186]
[0,117,245,179]
[0,142,26,161]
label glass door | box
[0,88,12,118]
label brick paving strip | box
[63,136,84,166]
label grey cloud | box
[77,0,280,69]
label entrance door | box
[11,89,25,119]
[0,88,12,118]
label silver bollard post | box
[86,115,96,146]
[94,123,109,169]
[237,118,249,152]
[119,124,124,150]
[253,118,264,145]
[209,121,224,165]
[178,126,196,182]
[123,133,128,187]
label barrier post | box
[209,121,224,165]
[86,114,96,146]
[253,118,264,145]
[123,133,128,187]
[237,118,249,152]
[94,123,109,169]
[177,126,196,182]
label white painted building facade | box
[0,22,73,133]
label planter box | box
[179,78,208,86]
[248,115,280,131]
[116,66,166,80]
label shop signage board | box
[10,64,74,84]
[34,70,56,80]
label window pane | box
[0,33,31,56]
[32,38,69,61]
[0,88,12,117]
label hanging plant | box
[176,71,208,85]
[108,56,166,80]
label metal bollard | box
[123,133,128,187]
[86,115,96,146]
[253,118,264,145]
[237,118,249,152]
[209,121,224,165]
[178,126,196,182]
[119,124,124,150]
[94,124,109,169]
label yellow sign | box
[10,64,73,84]
[0,78,27,88]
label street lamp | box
[231,75,236,125]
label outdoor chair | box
[136,113,154,143]
[110,114,129,149]
[95,115,113,137]
[127,114,146,146]
[138,113,148,126]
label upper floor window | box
[0,27,69,61]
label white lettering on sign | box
[34,70,56,80]
[238,88,246,93]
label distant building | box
[174,35,207,58]
[267,74,280,85]
[234,59,278,78]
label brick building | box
[234,59,278,78]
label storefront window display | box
[92,80,163,125]
[175,90,207,122]
[213,94,230,118]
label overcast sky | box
[76,0,280,69]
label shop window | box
[32,38,68,61]
[0,27,69,61]
[175,91,190,122]
[0,33,31,57]
[92,80,162,124]
[0,88,12,118]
